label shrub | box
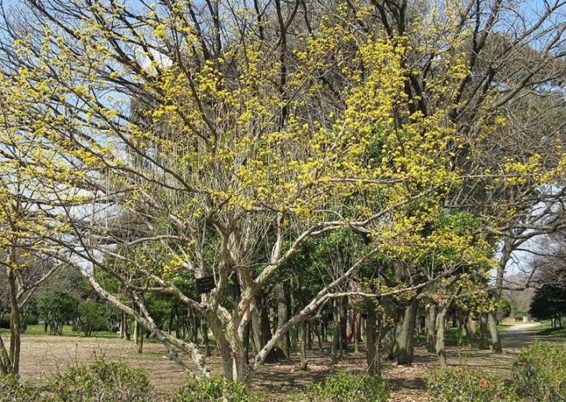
[513,342,566,402]
[426,368,518,402]
[47,358,156,401]
[172,377,261,402]
[303,372,390,402]
[0,375,39,402]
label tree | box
[529,230,566,327]
[38,292,78,335]
[76,300,107,336]
[0,0,563,382]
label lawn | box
[1,324,118,339]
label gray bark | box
[426,304,437,353]
[397,298,418,365]
[435,305,448,369]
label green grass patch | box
[1,324,118,339]
[536,326,566,338]
[497,323,513,330]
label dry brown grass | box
[12,323,564,401]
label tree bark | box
[260,302,272,347]
[365,299,378,376]
[479,314,490,350]
[435,305,448,369]
[397,298,418,365]
[8,268,21,374]
[331,300,339,364]
[250,304,263,353]
[426,304,437,353]
[487,312,502,353]
[300,321,308,370]
[202,322,211,357]
[0,334,11,375]
[339,297,347,357]
[243,321,250,365]
[137,322,144,353]
[275,283,290,357]
[465,315,478,348]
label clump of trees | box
[38,291,77,336]
[0,0,564,384]
[529,231,566,328]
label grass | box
[536,326,566,338]
[496,322,513,330]
[1,324,118,339]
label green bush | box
[303,372,390,402]
[426,368,518,402]
[0,375,39,402]
[513,342,566,402]
[47,358,156,401]
[172,377,261,402]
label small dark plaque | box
[196,275,216,294]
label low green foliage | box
[171,377,261,402]
[0,375,39,402]
[513,342,566,402]
[426,368,518,402]
[47,358,156,401]
[303,372,390,402]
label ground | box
[5,322,564,401]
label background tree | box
[38,291,78,336]
[529,230,566,327]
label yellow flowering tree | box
[0,0,563,381]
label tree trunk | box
[120,312,125,339]
[250,305,263,353]
[213,323,239,381]
[353,312,359,353]
[8,268,21,374]
[487,312,502,353]
[436,305,448,369]
[397,298,418,365]
[300,321,308,370]
[202,322,211,357]
[491,236,512,353]
[331,301,339,364]
[0,334,11,375]
[275,283,290,357]
[260,302,272,347]
[137,322,144,353]
[339,298,347,357]
[365,299,378,376]
[478,314,490,350]
[243,322,250,365]
[465,316,478,348]
[426,304,437,353]
[168,306,175,335]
